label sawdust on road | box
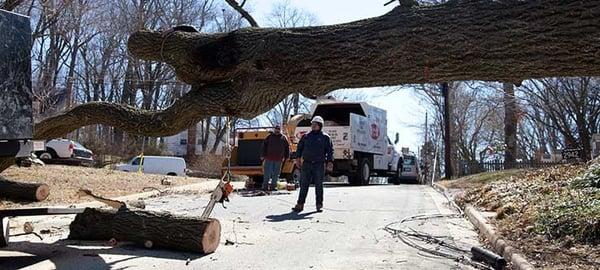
[0,165,211,208]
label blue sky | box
[248,0,426,151]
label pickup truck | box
[294,99,403,185]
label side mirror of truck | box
[394,133,400,145]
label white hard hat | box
[311,116,324,125]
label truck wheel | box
[286,168,301,184]
[356,158,371,186]
[38,152,52,160]
[390,161,402,185]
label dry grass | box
[439,169,526,190]
[454,164,600,269]
[0,165,210,208]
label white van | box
[115,156,187,176]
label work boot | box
[292,204,304,212]
[316,203,323,212]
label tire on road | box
[389,161,402,185]
[285,167,301,184]
[349,157,371,186]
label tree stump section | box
[69,208,221,254]
[0,177,49,201]
[69,208,115,240]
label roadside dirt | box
[0,165,210,208]
[447,164,600,269]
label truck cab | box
[294,101,402,185]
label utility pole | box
[503,83,517,168]
[442,83,454,179]
[424,112,429,184]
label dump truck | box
[294,99,403,185]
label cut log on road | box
[0,177,49,201]
[69,208,221,254]
[69,208,115,240]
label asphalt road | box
[1,182,483,270]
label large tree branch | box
[2,0,597,174]
[127,0,600,118]
[33,83,238,139]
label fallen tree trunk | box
[69,208,221,254]
[69,208,115,240]
[0,177,49,201]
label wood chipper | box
[222,114,310,188]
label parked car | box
[399,154,420,183]
[116,156,187,176]
[35,139,94,163]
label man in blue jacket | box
[292,116,334,212]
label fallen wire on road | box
[237,190,291,197]
[383,213,492,270]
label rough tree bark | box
[2,1,600,173]
[69,208,221,253]
[0,177,49,201]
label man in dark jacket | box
[292,116,334,212]
[260,125,290,191]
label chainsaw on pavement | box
[200,117,234,219]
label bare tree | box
[519,77,600,160]
[416,82,503,167]
[3,1,600,172]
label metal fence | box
[458,161,563,177]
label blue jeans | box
[297,161,325,205]
[263,160,282,189]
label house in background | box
[164,128,227,156]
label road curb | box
[464,205,536,270]
[432,182,448,194]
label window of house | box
[180,139,187,145]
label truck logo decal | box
[370,124,380,140]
